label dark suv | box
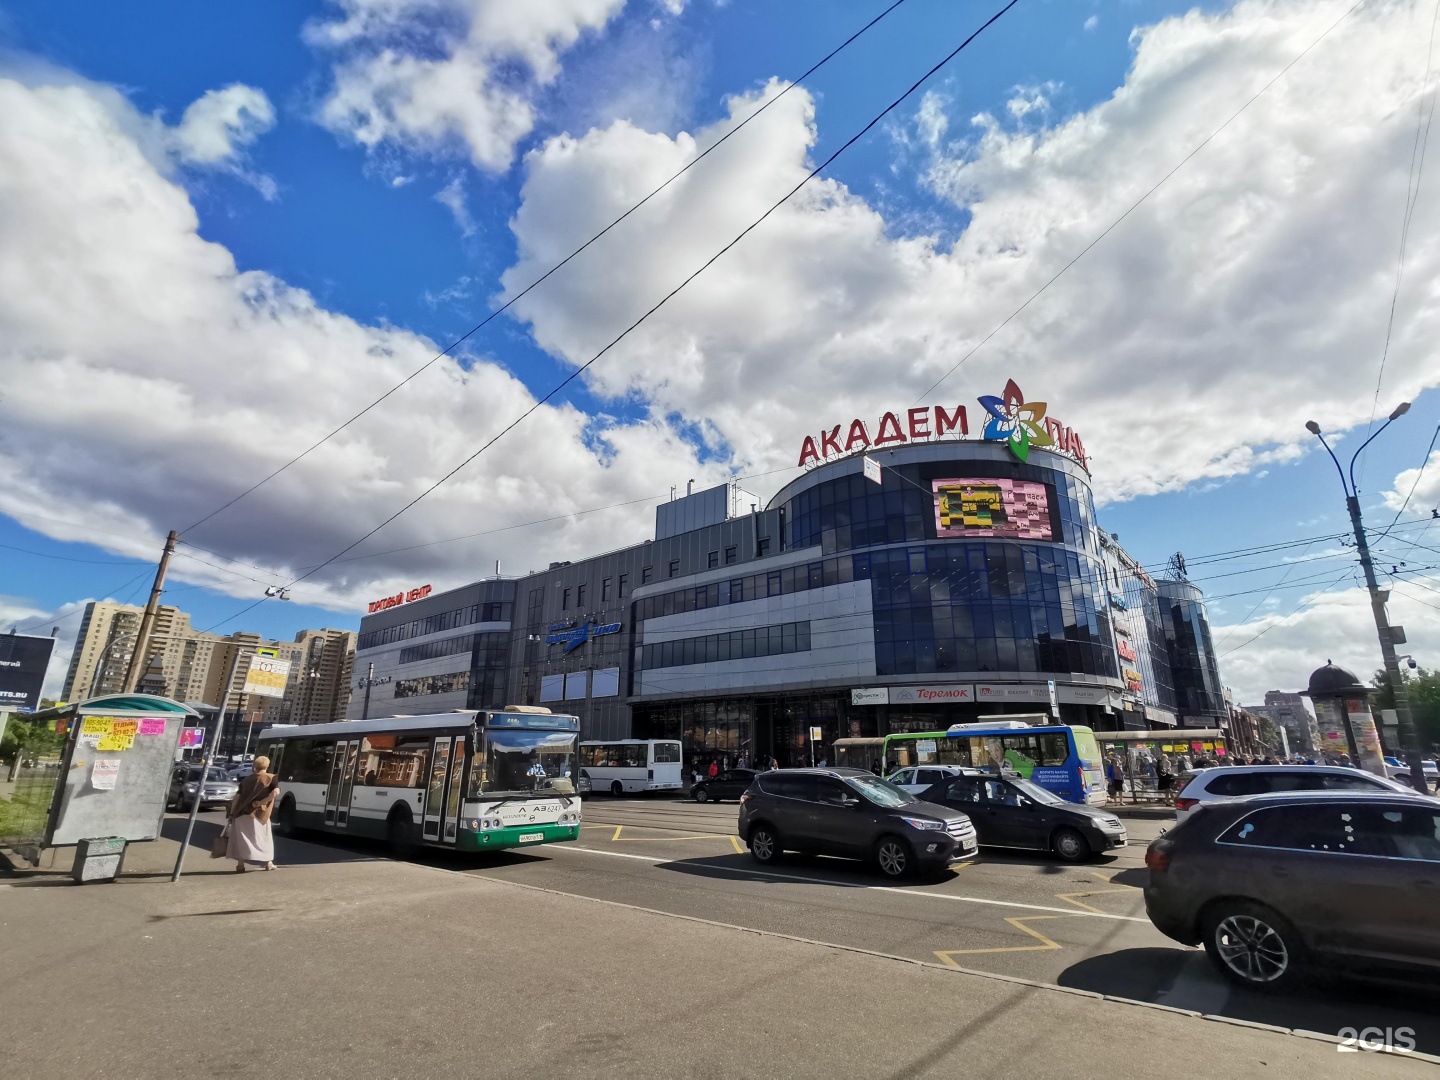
[737,767,978,878]
[1144,791,1440,990]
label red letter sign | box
[874,412,907,447]
[798,436,820,467]
[934,405,967,436]
[907,407,931,440]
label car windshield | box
[844,775,917,807]
[187,767,230,784]
[1008,778,1063,805]
[471,728,577,796]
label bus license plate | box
[518,832,544,843]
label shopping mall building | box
[350,383,1228,767]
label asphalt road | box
[161,796,1439,1055]
[456,796,1440,1053]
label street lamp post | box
[1306,403,1430,793]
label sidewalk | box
[1,827,1423,1079]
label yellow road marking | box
[624,834,731,841]
[1055,888,1136,915]
[1091,869,1141,888]
[612,825,623,842]
[934,916,1064,963]
[731,835,745,854]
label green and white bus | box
[256,707,582,855]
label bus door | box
[325,740,358,827]
[423,734,464,844]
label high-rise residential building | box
[1245,690,1319,756]
[62,600,356,728]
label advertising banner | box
[850,687,890,706]
[975,683,1048,703]
[932,478,1053,541]
[0,632,55,712]
[890,684,975,704]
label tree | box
[1371,668,1440,755]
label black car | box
[737,767,978,878]
[693,768,757,803]
[919,773,1127,861]
[1144,791,1440,990]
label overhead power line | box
[178,0,916,540]
[915,0,1368,403]
[188,0,1024,638]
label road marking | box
[560,845,1150,922]
[612,825,623,842]
[730,835,745,854]
[623,834,732,841]
[935,916,1065,962]
[1055,888,1139,915]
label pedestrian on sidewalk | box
[1105,753,1125,801]
[226,755,280,873]
[1156,751,1174,793]
[708,760,720,780]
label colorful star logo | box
[978,379,1054,463]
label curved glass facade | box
[1159,581,1226,720]
[776,450,1116,680]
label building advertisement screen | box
[0,633,56,711]
[932,478,1053,540]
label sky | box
[4,0,1440,704]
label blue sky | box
[3,0,1440,700]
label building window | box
[601,578,612,601]
[669,559,681,578]
[641,621,811,670]
[708,551,720,569]
[757,537,771,556]
[641,566,652,585]
[577,583,587,608]
[618,573,629,597]
[562,587,571,610]
[725,546,737,565]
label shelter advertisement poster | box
[0,632,55,711]
[932,478,1053,541]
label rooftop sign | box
[797,380,1086,471]
[368,584,433,614]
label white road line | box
[559,844,1151,923]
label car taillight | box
[740,793,750,803]
[1145,848,1170,872]
[1175,796,1199,811]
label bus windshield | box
[472,728,577,797]
[1071,728,1101,768]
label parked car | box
[693,768,757,802]
[885,765,971,794]
[1384,756,1439,791]
[737,767,977,878]
[167,766,238,812]
[1172,765,1415,822]
[918,773,1127,861]
[577,769,593,796]
[1144,791,1440,990]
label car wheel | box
[874,836,912,879]
[694,787,710,803]
[610,780,624,797]
[386,809,420,860]
[749,825,781,864]
[1202,901,1304,991]
[1051,827,1091,863]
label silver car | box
[167,766,239,811]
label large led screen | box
[932,478,1053,540]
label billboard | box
[242,653,291,699]
[932,478,1053,540]
[0,632,56,712]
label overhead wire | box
[913,0,1368,403]
[195,0,1025,636]
[177,0,917,540]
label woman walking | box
[226,754,280,872]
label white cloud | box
[0,597,86,700]
[915,90,948,150]
[1084,15,1099,32]
[307,0,627,172]
[434,176,476,234]
[0,71,722,614]
[172,83,276,165]
[499,0,1440,509]
[1383,448,1440,515]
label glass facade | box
[641,621,811,670]
[1159,582,1226,721]
[358,600,512,650]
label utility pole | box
[124,529,178,692]
[362,662,375,721]
[1307,408,1430,793]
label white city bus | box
[256,707,582,855]
[578,739,683,796]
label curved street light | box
[1305,404,1429,793]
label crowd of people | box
[1102,745,1359,801]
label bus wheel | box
[387,808,419,860]
[274,796,297,838]
[610,780,624,797]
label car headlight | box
[1102,817,1124,830]
[900,817,944,831]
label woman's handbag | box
[210,824,230,859]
